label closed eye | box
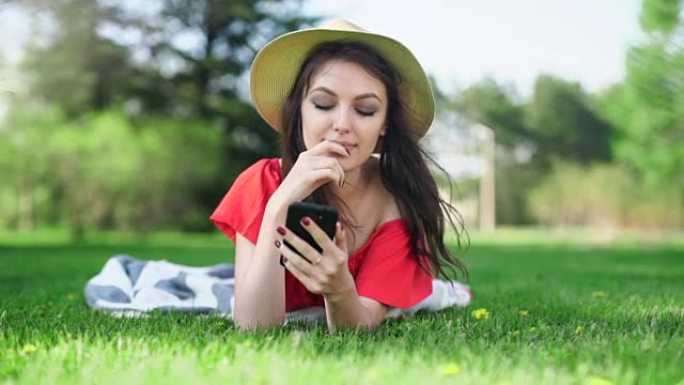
[313,102,334,111]
[356,109,376,117]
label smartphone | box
[281,201,339,266]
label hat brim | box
[250,27,435,138]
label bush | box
[0,107,224,237]
[528,161,683,229]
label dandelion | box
[591,291,606,298]
[440,362,460,376]
[21,344,37,355]
[584,375,613,385]
[472,308,490,320]
[575,326,583,335]
[518,310,529,317]
[67,293,78,301]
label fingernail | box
[301,217,310,226]
[274,240,281,248]
[276,226,286,236]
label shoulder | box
[376,179,402,225]
[209,158,281,242]
[226,158,281,196]
[379,193,401,224]
[234,158,281,185]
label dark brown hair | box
[280,41,468,280]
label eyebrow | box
[309,86,382,102]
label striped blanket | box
[85,255,471,323]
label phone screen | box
[282,202,338,265]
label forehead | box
[308,60,387,98]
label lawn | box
[0,228,682,384]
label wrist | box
[324,274,357,304]
[264,193,290,221]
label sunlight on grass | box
[1,229,682,384]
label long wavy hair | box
[280,41,468,280]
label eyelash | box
[313,103,376,117]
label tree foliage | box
[526,75,613,165]
[4,0,315,234]
[597,0,683,187]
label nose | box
[332,109,351,134]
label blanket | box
[85,255,471,324]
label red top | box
[210,158,433,312]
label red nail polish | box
[277,226,286,236]
[274,240,281,248]
[301,217,310,226]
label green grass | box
[1,229,683,384]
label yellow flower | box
[472,308,490,320]
[67,293,78,301]
[440,362,460,376]
[21,344,37,354]
[591,291,606,298]
[528,327,537,332]
[575,326,583,335]
[518,310,530,317]
[584,375,613,385]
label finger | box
[308,168,343,188]
[311,158,345,187]
[309,140,349,158]
[334,221,348,255]
[300,216,336,255]
[281,248,317,289]
[277,240,315,277]
[334,160,345,187]
[279,225,321,265]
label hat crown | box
[319,18,367,33]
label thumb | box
[334,221,348,255]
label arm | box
[324,292,389,331]
[232,200,288,330]
[232,141,350,330]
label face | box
[300,60,388,170]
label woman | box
[211,19,469,331]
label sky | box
[1,0,644,98]
[302,0,644,97]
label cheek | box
[301,107,327,149]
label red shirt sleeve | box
[209,158,281,243]
[354,221,433,309]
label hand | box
[275,217,355,299]
[272,140,350,206]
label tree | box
[452,78,533,148]
[526,75,613,165]
[8,0,318,232]
[19,0,133,116]
[597,0,683,187]
[447,79,540,225]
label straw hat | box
[250,19,435,138]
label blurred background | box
[0,0,682,241]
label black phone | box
[281,201,339,266]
